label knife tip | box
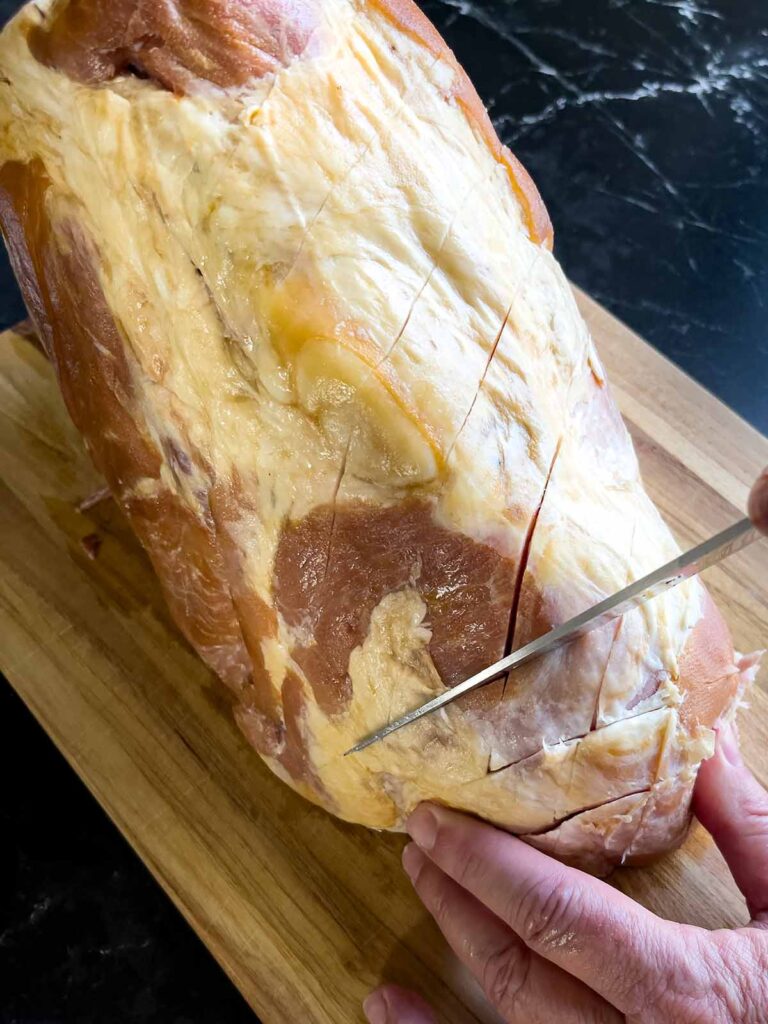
[343,739,371,757]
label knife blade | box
[345,516,760,756]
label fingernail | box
[407,805,438,851]
[363,992,388,1024]
[719,723,742,767]
[402,842,424,884]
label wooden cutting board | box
[2,291,768,1023]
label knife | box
[345,516,761,756]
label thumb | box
[748,466,768,534]
[694,722,768,923]
[363,985,438,1024]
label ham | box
[0,0,755,872]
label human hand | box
[749,468,768,535]
[363,724,768,1024]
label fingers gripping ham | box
[0,0,756,871]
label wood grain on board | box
[1,289,767,1022]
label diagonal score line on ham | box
[278,44,444,288]
[376,165,493,369]
[443,247,544,464]
[499,437,563,707]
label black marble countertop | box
[1,1,767,1021]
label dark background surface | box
[1,0,767,1021]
